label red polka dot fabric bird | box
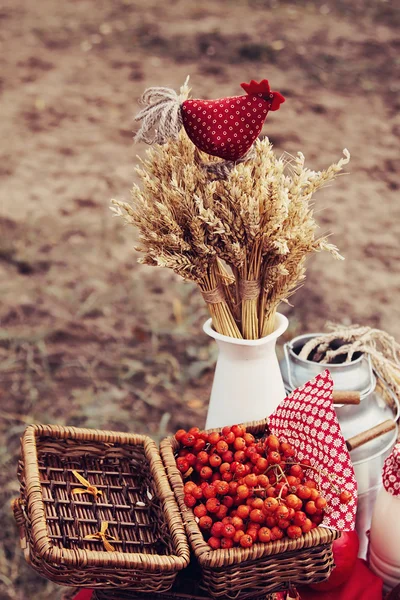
[134,78,285,162]
[181,80,284,161]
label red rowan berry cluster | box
[175,425,352,550]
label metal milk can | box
[280,332,399,559]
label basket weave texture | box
[93,590,213,600]
[14,424,189,591]
[92,589,278,600]
[160,417,340,599]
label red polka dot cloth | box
[268,370,358,532]
[382,443,400,495]
[181,79,284,161]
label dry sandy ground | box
[0,1,399,598]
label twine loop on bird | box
[134,77,190,145]
[240,279,261,301]
[201,285,226,305]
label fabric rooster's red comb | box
[240,79,285,112]
[134,77,285,162]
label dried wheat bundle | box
[112,131,349,339]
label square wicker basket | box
[160,418,340,600]
[13,424,190,592]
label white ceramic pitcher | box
[203,313,288,429]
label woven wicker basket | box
[160,417,340,599]
[13,424,189,592]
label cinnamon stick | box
[332,391,361,405]
[346,419,396,451]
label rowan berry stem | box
[291,462,343,494]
